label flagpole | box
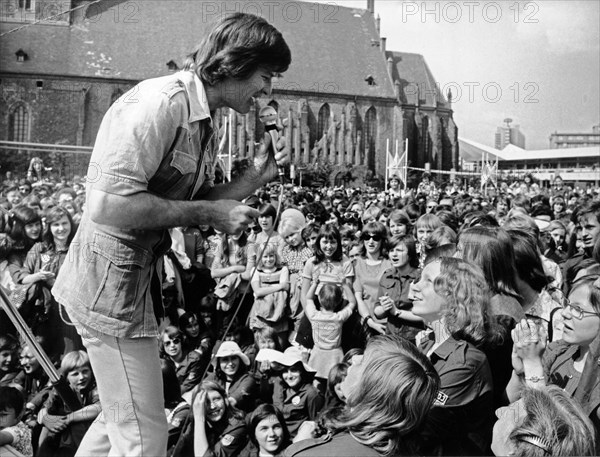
[385,138,389,190]
[228,108,234,181]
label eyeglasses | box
[562,300,600,320]
[306,213,316,221]
[164,338,181,346]
[361,233,382,242]
[343,212,360,221]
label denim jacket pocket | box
[170,150,197,175]
[88,232,152,321]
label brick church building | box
[1,0,458,186]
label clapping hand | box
[511,319,547,374]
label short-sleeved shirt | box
[53,71,218,339]
[272,379,325,437]
[353,257,393,315]
[302,256,354,300]
[420,336,494,455]
[377,266,425,342]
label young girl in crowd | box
[339,226,356,255]
[278,209,313,341]
[387,209,411,238]
[207,341,257,413]
[414,213,443,267]
[305,282,354,383]
[251,203,282,248]
[297,224,356,349]
[241,403,290,457]
[178,311,212,356]
[353,221,392,340]
[211,230,255,326]
[160,326,206,396]
[37,351,100,457]
[261,346,324,437]
[249,243,290,347]
[302,223,320,253]
[1,206,42,289]
[411,257,496,456]
[374,234,425,344]
[181,381,247,457]
[323,362,348,411]
[20,206,78,355]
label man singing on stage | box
[53,13,291,456]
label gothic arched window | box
[317,104,330,140]
[8,102,30,142]
[364,106,377,171]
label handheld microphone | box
[258,106,285,183]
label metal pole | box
[0,287,82,410]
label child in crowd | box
[414,213,443,268]
[323,362,348,411]
[178,311,212,356]
[249,243,290,348]
[297,225,356,349]
[302,223,320,253]
[304,282,354,384]
[251,204,282,249]
[387,209,411,238]
[339,226,356,256]
[211,231,255,327]
[37,351,100,457]
[0,386,33,456]
[374,235,425,345]
[278,209,313,341]
[0,334,22,388]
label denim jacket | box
[53,71,217,338]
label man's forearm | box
[203,169,267,202]
[89,190,220,230]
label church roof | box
[386,50,450,108]
[1,0,398,99]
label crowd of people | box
[0,166,599,456]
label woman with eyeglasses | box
[507,272,600,433]
[353,222,392,339]
[159,326,206,396]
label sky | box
[312,0,600,150]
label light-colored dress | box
[248,268,289,333]
[305,300,353,379]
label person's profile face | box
[410,260,445,322]
[221,66,275,114]
[340,354,364,400]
